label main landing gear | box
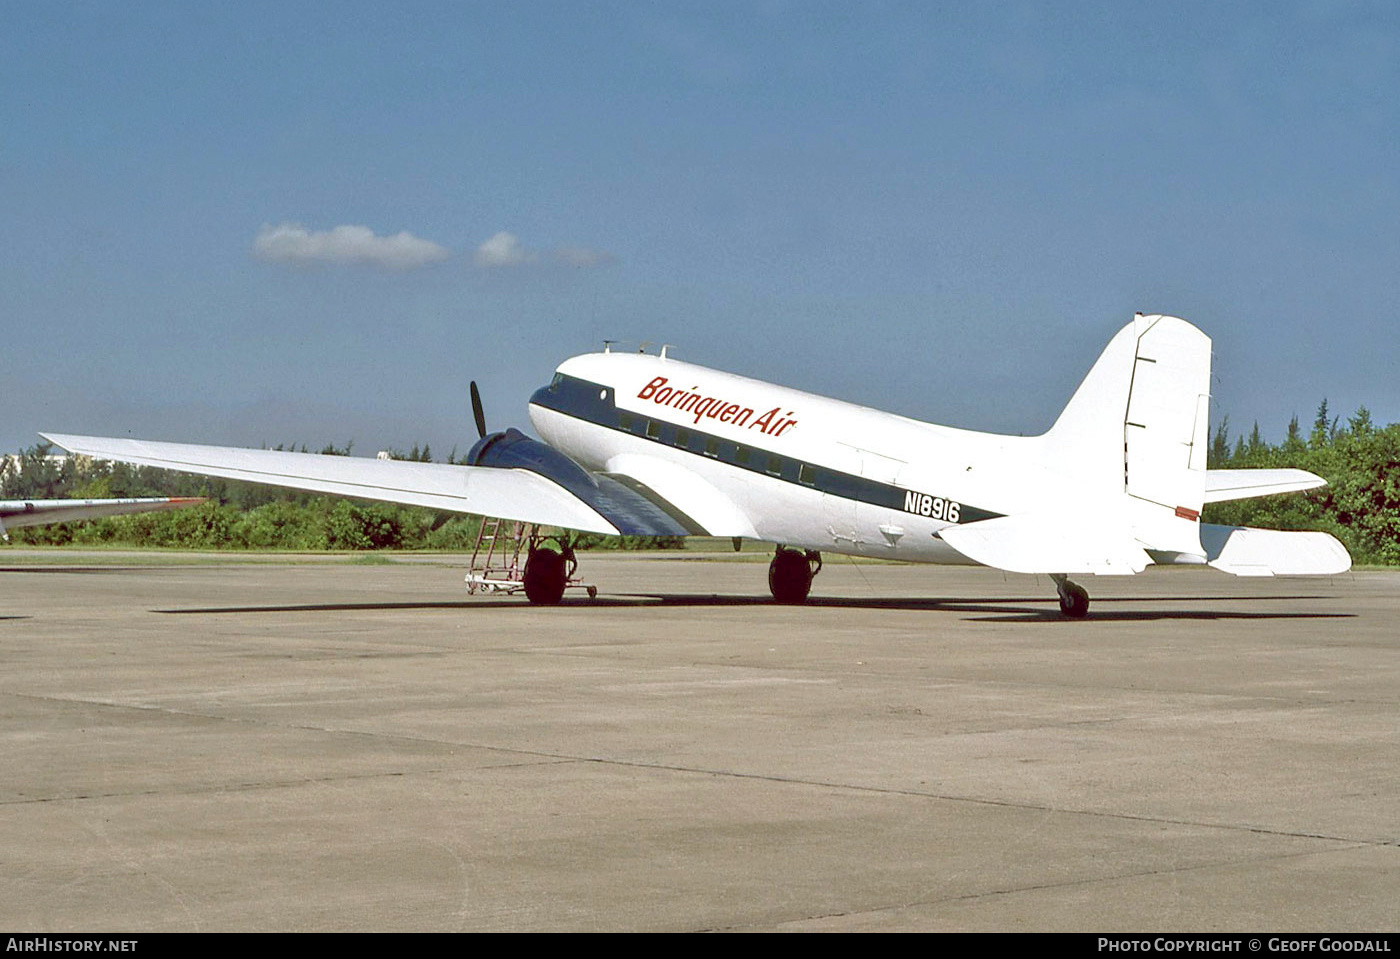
[1051,573,1090,618]
[768,546,822,604]
[522,539,583,605]
[523,544,567,605]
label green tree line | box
[0,444,683,551]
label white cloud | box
[473,231,536,268]
[253,223,450,270]
[474,231,617,270]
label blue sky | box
[4,1,1397,457]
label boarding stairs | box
[464,516,596,598]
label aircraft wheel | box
[768,548,814,604]
[1057,580,1090,618]
[523,547,567,605]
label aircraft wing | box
[1204,468,1326,503]
[936,512,1152,576]
[40,433,692,537]
[0,495,204,536]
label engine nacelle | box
[466,428,598,500]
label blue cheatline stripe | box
[529,374,1001,527]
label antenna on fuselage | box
[659,344,673,359]
[602,340,617,354]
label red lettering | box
[691,398,716,423]
[635,378,800,437]
[750,407,780,433]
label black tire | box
[523,548,567,605]
[1058,581,1090,618]
[768,549,813,604]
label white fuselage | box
[528,351,1053,563]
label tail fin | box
[942,314,1351,577]
[1043,314,1211,555]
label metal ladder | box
[464,517,597,598]
[464,516,529,594]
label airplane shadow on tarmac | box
[154,593,1354,622]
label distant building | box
[1,452,70,474]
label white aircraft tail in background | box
[0,497,205,539]
[44,313,1349,616]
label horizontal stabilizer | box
[939,513,1152,576]
[1204,469,1326,503]
[1200,523,1351,576]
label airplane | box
[42,313,1349,617]
[1,496,205,539]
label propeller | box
[470,381,487,439]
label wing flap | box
[41,433,623,535]
[938,512,1152,575]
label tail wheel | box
[1057,580,1090,618]
[523,547,567,605]
[769,547,816,604]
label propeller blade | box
[470,381,487,439]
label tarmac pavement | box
[1,551,1395,931]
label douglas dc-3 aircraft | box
[43,314,1349,617]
